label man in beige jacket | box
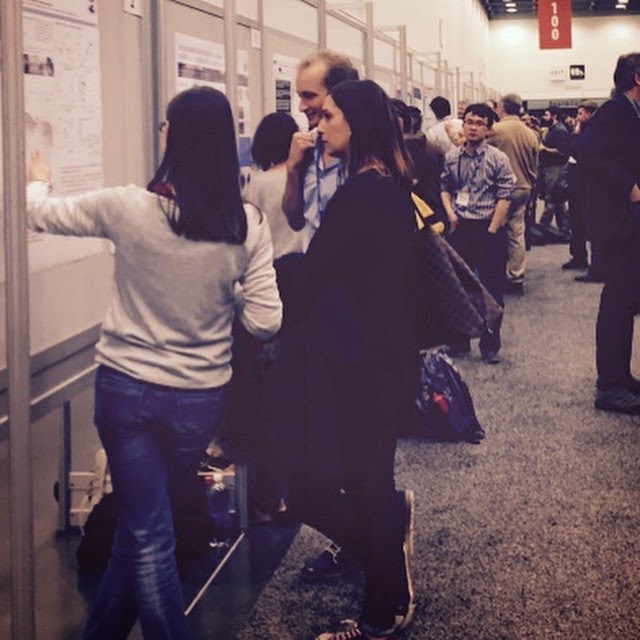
[489,93,539,295]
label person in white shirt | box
[426,95,463,155]
[243,111,304,259]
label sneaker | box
[575,273,605,283]
[561,258,588,270]
[481,351,501,365]
[626,377,640,395]
[447,339,471,357]
[301,542,360,583]
[504,281,524,296]
[595,387,640,415]
[399,489,415,558]
[395,490,416,632]
[316,619,397,640]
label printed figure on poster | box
[23,0,104,196]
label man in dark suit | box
[581,52,640,414]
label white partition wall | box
[488,15,640,101]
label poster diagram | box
[174,33,251,134]
[19,1,109,275]
[23,0,104,196]
[175,33,226,93]
[237,50,250,135]
[272,53,306,131]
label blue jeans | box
[84,365,226,640]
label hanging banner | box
[538,0,572,50]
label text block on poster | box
[538,0,572,50]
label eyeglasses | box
[463,118,488,128]
[158,121,167,133]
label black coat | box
[302,170,418,429]
[580,94,640,242]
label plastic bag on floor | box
[412,348,485,444]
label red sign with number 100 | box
[538,0,572,50]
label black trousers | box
[288,364,406,634]
[448,219,507,354]
[567,164,588,264]
[595,210,640,390]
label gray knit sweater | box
[27,182,282,388]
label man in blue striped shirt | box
[441,103,515,364]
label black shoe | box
[481,351,501,364]
[562,258,588,270]
[543,228,570,244]
[505,281,524,296]
[575,273,605,283]
[301,542,360,583]
[626,377,640,395]
[395,490,416,632]
[594,387,640,415]
[447,339,471,357]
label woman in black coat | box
[287,79,418,640]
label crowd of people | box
[24,47,639,640]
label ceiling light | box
[506,6,517,11]
[615,3,627,7]
[505,2,517,6]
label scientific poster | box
[273,53,306,131]
[175,33,226,93]
[23,0,104,196]
[237,49,250,135]
[174,34,251,134]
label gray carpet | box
[237,243,640,640]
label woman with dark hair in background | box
[287,79,417,640]
[243,111,304,259]
[26,86,282,640]
[232,111,304,523]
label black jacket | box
[581,94,640,241]
[302,170,418,426]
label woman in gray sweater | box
[26,86,282,640]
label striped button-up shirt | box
[441,140,515,221]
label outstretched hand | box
[27,150,51,183]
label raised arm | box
[281,131,315,231]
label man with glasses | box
[441,103,515,364]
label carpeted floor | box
[236,243,640,640]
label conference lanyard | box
[315,151,345,222]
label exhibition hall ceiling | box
[480,0,640,19]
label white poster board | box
[23,0,104,196]
[174,33,251,134]
[273,53,306,131]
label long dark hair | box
[148,86,247,243]
[329,79,413,189]
[251,112,298,171]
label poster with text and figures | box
[174,34,251,135]
[23,0,104,196]
[175,33,226,94]
[273,53,306,132]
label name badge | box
[456,191,470,208]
